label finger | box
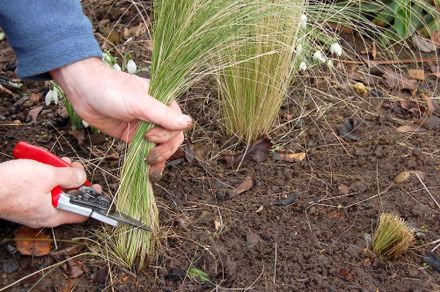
[61,157,72,165]
[145,127,181,144]
[71,161,85,171]
[147,133,184,165]
[92,184,103,194]
[149,162,165,182]
[132,97,192,131]
[55,211,88,226]
[51,166,87,189]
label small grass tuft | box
[372,212,415,260]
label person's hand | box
[0,158,99,228]
[50,57,192,179]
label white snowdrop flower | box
[313,50,326,63]
[299,61,307,71]
[295,43,303,54]
[300,14,307,29]
[113,63,122,71]
[330,43,343,56]
[126,59,137,74]
[82,120,90,128]
[45,89,59,106]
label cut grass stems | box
[217,0,305,143]
[113,0,292,270]
[372,213,415,260]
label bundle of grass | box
[372,213,415,260]
[216,0,305,143]
[113,0,287,270]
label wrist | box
[49,57,105,104]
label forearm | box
[0,0,102,80]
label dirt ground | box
[1,1,440,291]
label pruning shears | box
[13,141,150,231]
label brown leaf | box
[50,245,83,260]
[407,69,425,81]
[338,184,350,195]
[396,124,427,133]
[415,116,440,130]
[222,135,272,167]
[29,93,41,103]
[394,170,425,184]
[61,278,80,292]
[429,64,440,79]
[421,92,440,114]
[230,176,253,197]
[412,35,437,52]
[66,259,84,278]
[15,226,51,256]
[68,130,85,145]
[353,82,368,96]
[246,231,261,248]
[383,69,417,91]
[26,106,43,124]
[247,135,272,162]
[337,268,353,282]
[328,210,343,220]
[13,96,29,107]
[273,151,306,162]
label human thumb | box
[53,167,87,189]
[135,97,192,131]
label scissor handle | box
[12,141,91,207]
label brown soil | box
[1,1,440,291]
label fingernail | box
[147,153,157,165]
[177,115,192,127]
[145,134,158,142]
[75,169,87,185]
[150,169,163,182]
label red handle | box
[13,141,91,207]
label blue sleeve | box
[0,1,102,81]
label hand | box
[50,57,192,179]
[0,158,98,228]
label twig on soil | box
[0,252,95,291]
[345,182,394,209]
[416,173,440,210]
[51,228,58,250]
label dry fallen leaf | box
[429,64,440,79]
[26,106,43,124]
[15,226,51,256]
[383,69,417,91]
[66,259,84,278]
[415,116,440,130]
[394,170,425,184]
[338,184,350,195]
[230,176,253,197]
[29,93,41,103]
[407,69,425,81]
[396,124,427,133]
[273,151,306,162]
[222,135,272,167]
[214,219,222,231]
[68,130,85,145]
[421,92,440,114]
[412,35,437,52]
[353,82,368,96]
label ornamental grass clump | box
[113,0,287,270]
[216,0,305,143]
[372,213,415,260]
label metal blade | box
[107,211,152,232]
